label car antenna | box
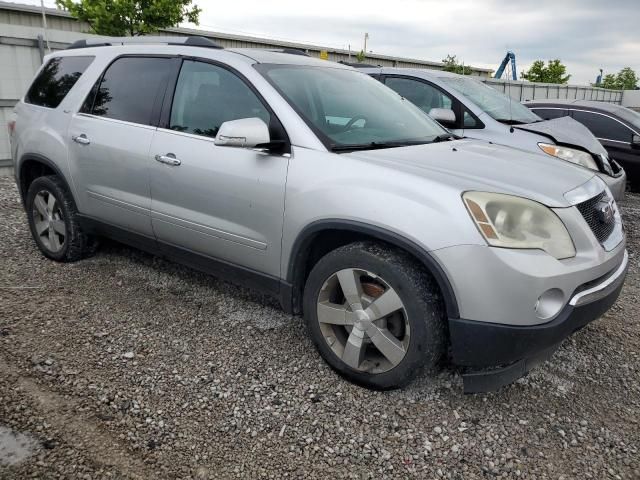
[461,59,465,138]
[507,60,514,132]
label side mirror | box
[632,134,640,148]
[214,117,270,149]
[429,108,457,127]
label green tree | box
[600,67,639,90]
[441,54,470,75]
[355,50,366,63]
[521,59,571,84]
[56,0,201,36]
[616,67,639,89]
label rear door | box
[148,59,290,278]
[67,56,176,236]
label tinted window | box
[385,77,453,112]
[170,60,270,138]
[25,56,94,108]
[88,57,172,125]
[572,110,633,142]
[530,108,569,120]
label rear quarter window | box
[24,56,94,108]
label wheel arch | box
[285,219,459,319]
[17,153,71,204]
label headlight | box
[463,191,576,259]
[538,143,598,170]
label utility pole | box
[363,32,369,53]
[40,0,50,53]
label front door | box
[149,59,289,278]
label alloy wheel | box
[32,190,66,253]
[316,268,410,373]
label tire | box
[303,241,446,390]
[25,175,97,262]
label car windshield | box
[258,65,448,151]
[439,76,542,125]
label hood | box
[514,116,608,157]
[346,139,596,208]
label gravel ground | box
[0,175,638,479]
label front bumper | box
[449,250,628,393]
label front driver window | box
[170,60,270,138]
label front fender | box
[281,147,487,317]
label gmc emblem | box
[596,199,615,224]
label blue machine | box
[595,69,603,86]
[494,51,517,80]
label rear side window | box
[85,57,172,126]
[25,56,94,108]
[530,108,569,120]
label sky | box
[12,0,640,85]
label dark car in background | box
[526,100,640,189]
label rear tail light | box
[7,120,16,136]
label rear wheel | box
[303,241,446,390]
[26,175,96,262]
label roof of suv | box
[57,36,352,69]
[229,48,351,68]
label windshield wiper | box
[330,140,430,152]
[431,133,461,143]
[495,118,528,125]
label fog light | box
[535,288,565,320]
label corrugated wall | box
[482,78,623,104]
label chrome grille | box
[576,192,616,244]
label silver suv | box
[10,37,628,392]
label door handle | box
[154,153,181,166]
[72,134,90,145]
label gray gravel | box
[0,175,639,479]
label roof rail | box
[66,35,223,50]
[339,61,381,68]
[265,48,311,57]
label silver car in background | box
[10,38,628,392]
[359,67,627,200]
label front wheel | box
[303,241,446,390]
